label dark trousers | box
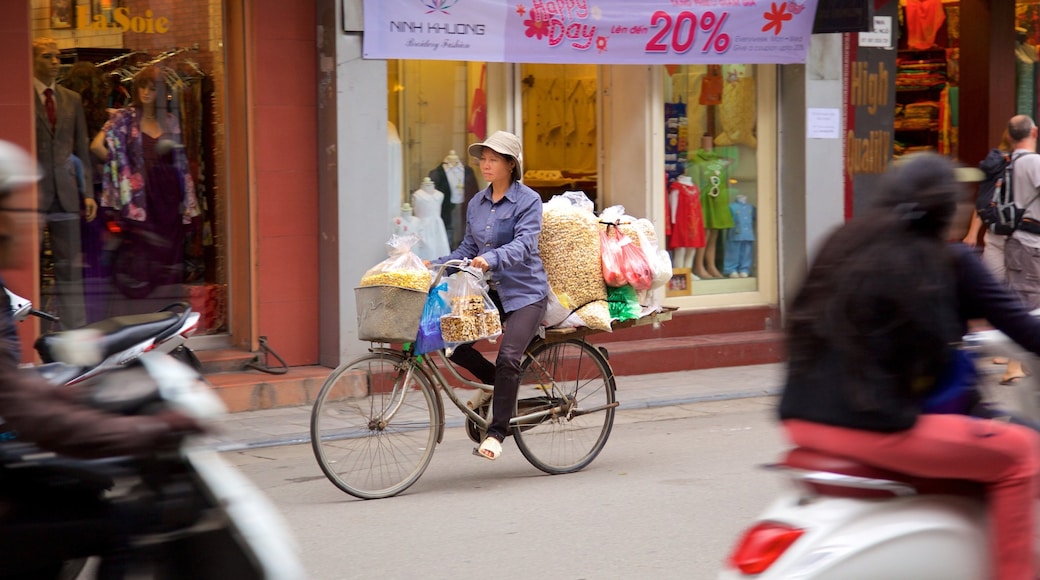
[449,293,548,441]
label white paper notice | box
[807,108,841,139]
[859,17,893,48]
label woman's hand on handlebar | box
[470,256,489,272]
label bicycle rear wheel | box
[310,352,438,499]
[513,339,616,474]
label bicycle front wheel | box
[513,339,616,474]
[310,352,438,499]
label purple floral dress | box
[99,107,199,224]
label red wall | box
[0,5,42,359]
[251,0,320,365]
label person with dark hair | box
[90,66,200,309]
[432,131,548,461]
[779,152,1040,580]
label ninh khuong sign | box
[363,0,821,64]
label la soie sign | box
[75,6,171,34]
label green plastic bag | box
[607,285,640,322]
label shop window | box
[30,0,227,334]
[894,0,958,158]
[387,59,485,258]
[519,64,599,206]
[664,64,760,292]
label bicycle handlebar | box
[429,258,472,288]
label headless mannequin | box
[694,135,725,279]
[670,174,697,272]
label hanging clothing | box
[99,107,199,224]
[905,0,946,50]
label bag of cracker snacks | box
[439,267,502,355]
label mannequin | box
[429,150,478,247]
[723,192,755,278]
[667,173,706,274]
[33,38,96,328]
[391,202,416,237]
[91,65,200,315]
[410,177,451,261]
[691,135,733,279]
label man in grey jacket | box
[32,37,97,329]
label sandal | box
[473,437,502,461]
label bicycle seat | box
[34,311,181,364]
[780,447,985,499]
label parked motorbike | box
[717,328,1037,579]
[4,287,202,385]
[0,351,306,579]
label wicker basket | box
[355,285,427,343]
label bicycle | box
[310,259,641,499]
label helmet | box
[0,140,40,193]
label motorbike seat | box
[34,311,182,364]
[781,447,985,499]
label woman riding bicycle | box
[431,131,548,461]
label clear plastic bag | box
[414,281,450,355]
[439,267,502,355]
[358,234,432,291]
[613,226,654,291]
[600,227,626,287]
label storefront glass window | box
[30,0,227,334]
[519,63,599,206]
[387,59,485,258]
[663,64,760,295]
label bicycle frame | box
[366,344,586,439]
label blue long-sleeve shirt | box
[438,181,548,313]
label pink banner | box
[363,0,819,64]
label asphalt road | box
[222,395,787,580]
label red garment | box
[667,181,706,249]
[784,418,1039,580]
[906,0,945,50]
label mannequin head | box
[32,38,61,86]
[131,66,163,111]
[421,177,435,192]
[443,150,460,167]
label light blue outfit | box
[723,198,755,276]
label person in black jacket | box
[779,152,1040,580]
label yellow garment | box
[715,65,757,148]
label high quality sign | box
[363,0,821,65]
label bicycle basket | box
[355,285,427,343]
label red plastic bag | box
[615,227,654,291]
[600,227,626,287]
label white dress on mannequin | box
[411,177,451,261]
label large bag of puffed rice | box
[539,193,612,332]
[358,233,433,291]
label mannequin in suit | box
[428,150,478,247]
[33,38,96,329]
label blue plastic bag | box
[414,282,450,355]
